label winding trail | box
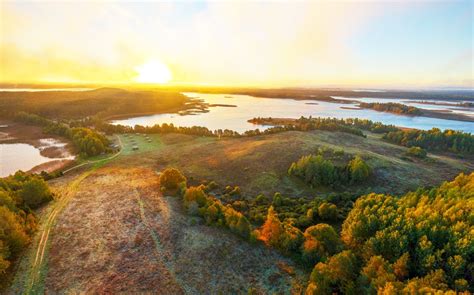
[21,136,123,294]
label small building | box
[132,145,139,151]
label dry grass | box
[114,131,473,197]
[44,167,306,294]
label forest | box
[0,88,188,119]
[159,167,473,294]
[0,172,54,285]
[384,128,474,154]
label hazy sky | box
[0,0,472,88]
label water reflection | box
[111,93,474,133]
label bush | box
[19,178,53,209]
[406,146,427,158]
[159,168,186,191]
[183,186,207,214]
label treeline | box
[306,172,473,294]
[384,127,474,154]
[288,151,371,188]
[96,118,366,138]
[15,112,109,157]
[359,102,422,115]
[0,172,54,283]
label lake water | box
[0,139,74,177]
[112,93,474,133]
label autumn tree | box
[302,223,341,264]
[159,168,187,190]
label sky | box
[0,0,472,88]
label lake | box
[112,93,474,133]
[0,139,74,177]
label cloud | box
[0,1,471,87]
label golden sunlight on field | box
[134,60,172,84]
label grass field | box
[113,130,473,197]
[118,133,164,155]
[7,130,472,294]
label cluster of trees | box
[250,116,400,135]
[159,168,252,239]
[0,172,54,281]
[384,127,474,154]
[249,117,367,137]
[288,153,371,188]
[15,112,110,157]
[307,172,473,294]
[359,102,422,115]
[183,186,252,239]
[70,128,109,157]
[163,168,472,293]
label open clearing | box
[43,167,306,294]
[116,130,473,197]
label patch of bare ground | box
[45,167,306,294]
[28,159,75,174]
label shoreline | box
[0,121,76,176]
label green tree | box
[302,223,341,264]
[348,155,371,183]
[18,177,53,208]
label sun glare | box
[134,60,172,84]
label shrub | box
[183,186,207,213]
[406,146,427,158]
[159,168,186,190]
[19,178,53,209]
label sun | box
[134,60,172,84]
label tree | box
[259,206,283,247]
[302,223,341,264]
[348,155,371,183]
[19,177,53,208]
[159,168,186,190]
[318,202,338,220]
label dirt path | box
[8,137,124,295]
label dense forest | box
[159,167,473,294]
[0,172,54,284]
[384,128,474,154]
[358,102,422,115]
[0,88,188,119]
